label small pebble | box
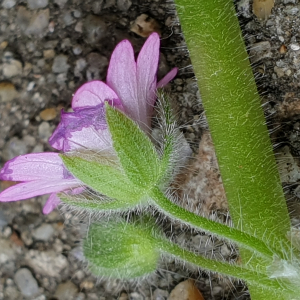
[43,49,55,59]
[2,137,28,161]
[168,279,204,300]
[38,121,51,140]
[54,281,78,300]
[290,44,300,51]
[25,9,50,36]
[63,12,75,26]
[52,55,70,73]
[0,41,8,49]
[14,268,39,297]
[153,288,169,300]
[2,0,16,9]
[129,292,143,300]
[116,0,132,11]
[0,82,18,102]
[25,250,69,278]
[54,0,68,8]
[2,52,23,78]
[80,281,94,290]
[130,14,161,37]
[40,108,57,121]
[249,41,272,63]
[72,45,82,55]
[73,10,81,18]
[27,0,49,9]
[32,224,55,241]
[84,15,107,45]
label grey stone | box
[277,146,300,183]
[27,0,49,9]
[73,10,81,18]
[54,0,68,8]
[14,268,39,297]
[116,0,132,11]
[52,55,70,73]
[3,60,23,77]
[249,41,272,63]
[0,239,15,264]
[32,144,44,153]
[25,250,69,278]
[38,122,51,140]
[2,52,23,78]
[63,12,75,26]
[54,281,78,300]
[84,15,107,45]
[2,0,16,9]
[153,288,169,300]
[0,82,18,102]
[129,292,143,300]
[0,211,8,228]
[86,52,108,81]
[103,0,116,9]
[72,45,82,55]
[4,286,21,300]
[237,0,251,18]
[25,9,50,36]
[2,137,28,161]
[33,296,46,300]
[284,6,299,15]
[91,1,104,14]
[32,224,55,241]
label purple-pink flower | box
[0,33,177,214]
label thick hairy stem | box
[150,187,276,261]
[174,0,293,298]
[159,239,292,298]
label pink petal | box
[157,67,178,88]
[72,81,121,109]
[0,153,72,181]
[43,186,86,214]
[43,193,61,214]
[136,32,160,127]
[49,104,113,152]
[0,179,80,202]
[106,40,144,125]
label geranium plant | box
[0,1,299,299]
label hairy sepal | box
[83,217,161,279]
[105,103,162,188]
[61,155,145,204]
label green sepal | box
[58,192,145,212]
[61,155,145,203]
[105,103,161,188]
[83,217,161,279]
[154,90,178,185]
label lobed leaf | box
[61,155,145,204]
[105,103,161,189]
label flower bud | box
[83,217,161,279]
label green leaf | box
[83,217,161,279]
[105,103,160,188]
[61,155,145,204]
[59,193,144,212]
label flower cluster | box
[0,33,177,214]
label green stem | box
[173,0,291,254]
[150,187,278,260]
[159,239,291,298]
[174,1,293,298]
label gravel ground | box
[1,0,300,299]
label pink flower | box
[0,33,177,214]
